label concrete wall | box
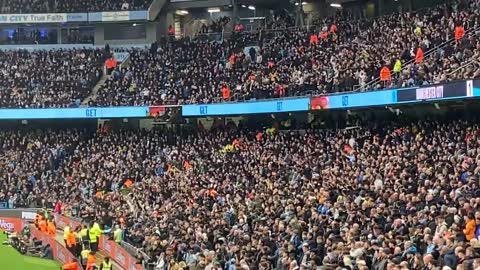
[94,21,162,45]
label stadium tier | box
[1,1,480,270]
[0,0,477,109]
[0,0,153,13]
[2,110,480,270]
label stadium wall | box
[54,214,142,270]
[0,209,80,268]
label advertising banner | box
[0,106,149,120]
[113,52,130,63]
[0,209,37,231]
[88,10,148,22]
[54,214,142,270]
[30,226,79,266]
[0,10,148,24]
[53,214,81,230]
[0,217,24,232]
[182,97,310,116]
[310,80,480,111]
[0,13,87,24]
[396,81,473,102]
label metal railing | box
[355,25,480,92]
[443,58,480,82]
[119,241,153,269]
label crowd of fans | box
[1,115,480,270]
[0,0,152,13]
[199,17,232,35]
[91,0,480,106]
[0,1,477,107]
[0,48,105,108]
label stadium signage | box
[396,81,473,103]
[0,106,149,119]
[0,11,148,24]
[312,80,480,110]
[0,13,88,24]
[416,85,444,100]
[88,10,148,22]
[182,98,310,116]
[0,219,15,230]
[113,52,130,63]
[55,214,143,270]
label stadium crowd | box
[92,0,480,106]
[0,0,152,13]
[0,48,105,108]
[0,1,476,107]
[1,116,480,270]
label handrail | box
[356,25,480,91]
[442,58,479,82]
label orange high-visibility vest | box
[62,262,79,270]
[86,254,96,270]
[66,231,77,248]
[222,86,231,100]
[47,221,56,236]
[415,48,424,64]
[39,220,47,233]
[330,24,337,33]
[229,54,236,65]
[380,66,392,81]
[455,26,465,41]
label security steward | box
[62,258,79,270]
[99,256,113,270]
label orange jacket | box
[464,219,476,241]
[455,26,465,41]
[105,58,117,69]
[168,25,175,35]
[229,54,236,65]
[320,31,328,40]
[86,254,96,270]
[330,24,337,33]
[39,220,47,233]
[66,231,77,248]
[380,66,392,81]
[62,262,79,270]
[47,221,56,236]
[222,86,231,100]
[415,48,424,64]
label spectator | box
[0,0,153,13]
[464,212,477,241]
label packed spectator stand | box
[0,0,480,270]
[0,1,477,108]
[0,48,105,108]
[2,112,480,270]
[0,0,153,13]
[93,0,480,106]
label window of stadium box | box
[103,23,147,41]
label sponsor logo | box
[0,219,14,230]
[21,211,36,220]
[57,249,66,263]
[116,251,126,265]
[104,241,112,253]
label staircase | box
[82,54,131,106]
[81,70,108,106]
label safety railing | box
[442,58,480,83]
[355,25,480,92]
